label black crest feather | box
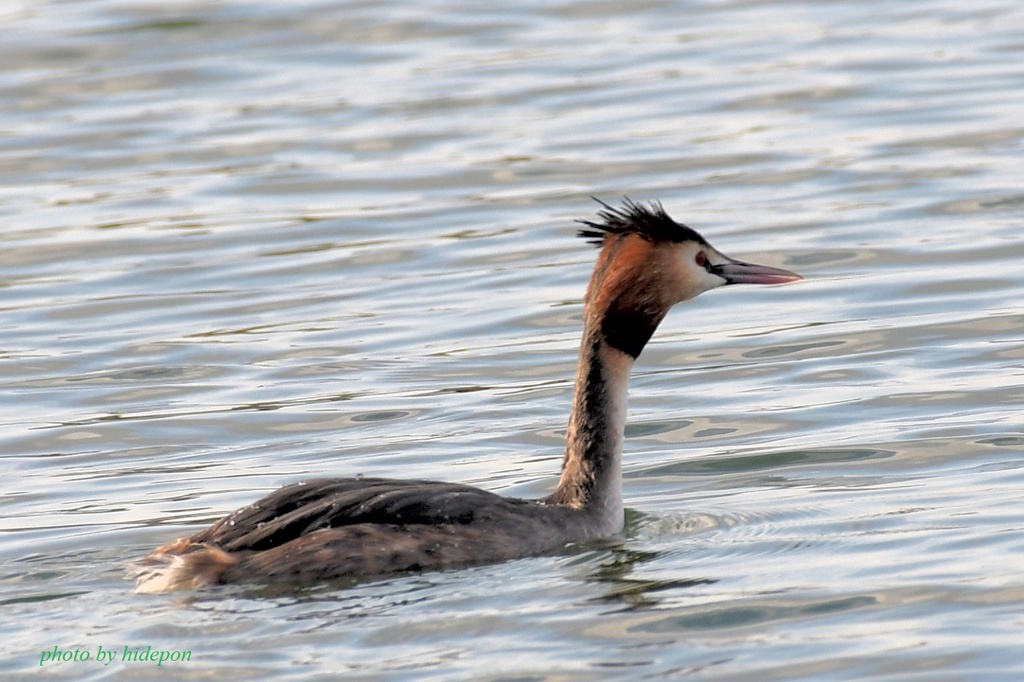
[577,197,706,246]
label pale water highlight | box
[2,0,1023,679]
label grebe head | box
[577,198,801,359]
[579,197,801,299]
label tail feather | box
[131,539,239,594]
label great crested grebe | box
[134,199,801,593]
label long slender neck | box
[547,331,633,532]
[547,234,671,533]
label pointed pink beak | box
[713,259,802,285]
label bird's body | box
[143,479,606,589]
[134,200,800,593]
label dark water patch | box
[630,595,878,633]
[638,447,892,477]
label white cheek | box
[704,268,729,292]
[670,249,728,301]
[695,269,728,296]
[672,270,723,302]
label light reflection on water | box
[3,0,1024,679]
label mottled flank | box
[133,478,610,591]
[577,197,708,246]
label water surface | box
[3,0,1024,679]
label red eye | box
[695,251,708,267]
